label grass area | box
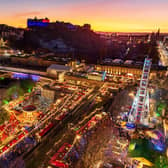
[128,138,158,163]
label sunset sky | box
[0,0,168,32]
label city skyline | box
[0,0,168,32]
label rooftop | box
[47,64,71,71]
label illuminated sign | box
[27,19,49,27]
[126,122,136,129]
[102,71,106,81]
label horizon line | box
[1,22,168,34]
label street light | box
[76,135,81,140]
[129,92,134,98]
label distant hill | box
[22,23,105,63]
[0,22,105,64]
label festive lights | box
[127,58,152,126]
[12,73,40,82]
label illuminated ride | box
[127,58,152,128]
[147,130,166,152]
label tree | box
[156,102,167,117]
[0,108,9,125]
[153,155,168,168]
[128,139,155,163]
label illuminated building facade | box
[42,85,56,102]
[95,64,165,78]
[27,18,50,28]
[87,71,106,81]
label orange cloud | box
[1,1,168,32]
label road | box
[0,66,47,76]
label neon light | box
[42,19,49,23]
[30,75,40,82]
[153,142,165,152]
[12,73,40,81]
[0,77,4,80]
[3,100,9,104]
[156,113,160,117]
[128,143,136,151]
[126,123,136,129]
[102,71,106,81]
[28,88,31,93]
[27,19,49,27]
